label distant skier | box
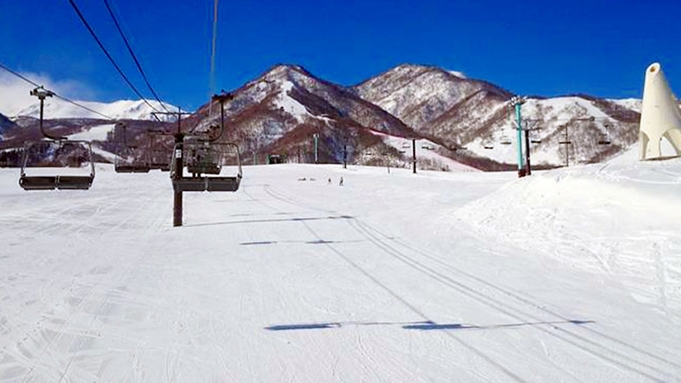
[327,178,332,185]
[339,177,344,186]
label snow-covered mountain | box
[463,95,640,167]
[15,99,177,121]
[2,63,651,171]
[354,65,641,168]
[184,64,419,166]
[353,64,513,131]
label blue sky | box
[1,0,679,111]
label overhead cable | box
[0,61,114,120]
[208,0,220,121]
[102,0,171,113]
[66,0,162,122]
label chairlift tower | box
[152,108,193,227]
[159,96,242,227]
[521,119,541,176]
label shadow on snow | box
[184,215,355,228]
[265,320,594,332]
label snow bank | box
[453,151,681,315]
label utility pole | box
[412,138,417,174]
[343,144,347,169]
[559,125,571,167]
[252,136,259,165]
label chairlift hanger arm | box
[152,110,193,135]
[205,92,234,142]
[31,86,66,141]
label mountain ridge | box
[0,63,647,170]
[14,99,178,122]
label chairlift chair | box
[19,86,95,190]
[187,142,221,175]
[150,152,171,171]
[171,141,242,193]
[598,122,613,145]
[597,133,612,145]
[20,139,95,190]
[500,136,512,145]
[114,145,151,173]
[114,125,150,173]
[147,130,172,171]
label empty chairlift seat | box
[170,141,242,193]
[115,145,151,173]
[19,140,96,191]
[19,175,94,190]
[172,174,241,192]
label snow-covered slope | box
[454,147,681,316]
[354,65,642,168]
[464,96,641,167]
[15,99,177,121]
[368,130,479,172]
[609,98,642,113]
[1,160,679,381]
[66,123,116,141]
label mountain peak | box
[353,64,488,129]
[262,64,315,81]
[381,64,467,81]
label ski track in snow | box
[259,180,680,382]
[0,162,680,382]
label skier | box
[339,177,344,186]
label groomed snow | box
[370,130,479,172]
[67,124,115,142]
[0,154,679,382]
[272,81,309,123]
[455,147,681,316]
